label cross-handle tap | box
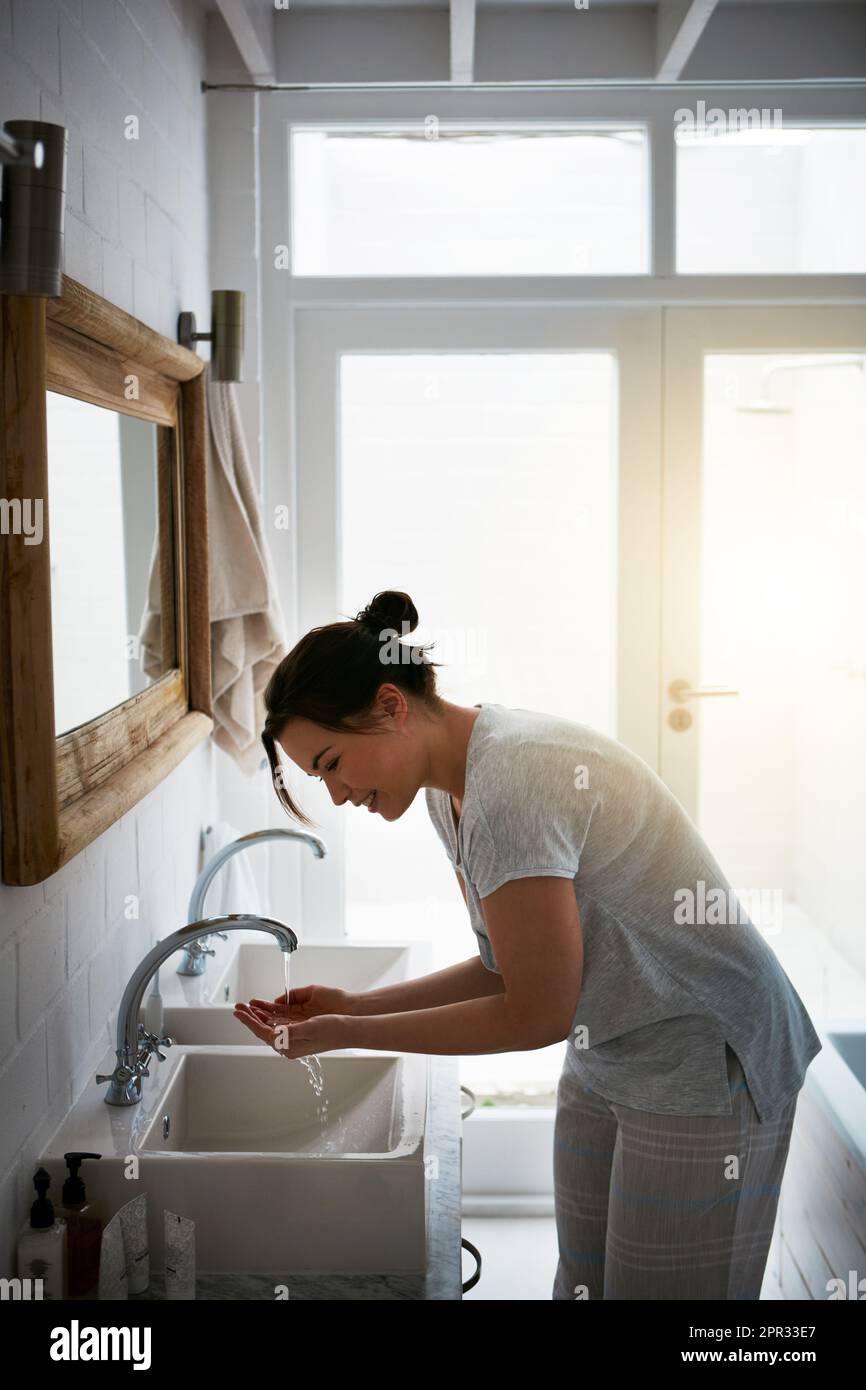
[96,1024,173,1092]
[182,934,227,967]
[140,1028,174,1062]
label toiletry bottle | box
[17,1167,67,1300]
[98,1209,129,1300]
[164,1210,196,1299]
[117,1192,150,1294]
[60,1151,103,1299]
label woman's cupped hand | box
[232,983,353,1059]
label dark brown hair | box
[262,590,444,826]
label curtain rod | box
[201,78,866,94]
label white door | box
[661,307,866,1013]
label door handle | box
[668,679,740,703]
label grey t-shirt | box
[425,702,822,1121]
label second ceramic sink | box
[157,939,431,1045]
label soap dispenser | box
[60,1151,104,1299]
[17,1167,67,1300]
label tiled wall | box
[0,0,214,1276]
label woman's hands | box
[247,983,355,1023]
[232,984,354,1059]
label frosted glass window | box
[677,126,866,273]
[339,352,618,1098]
[292,127,649,274]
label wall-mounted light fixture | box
[0,121,68,296]
[178,289,245,382]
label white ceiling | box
[204,0,865,8]
[202,0,866,85]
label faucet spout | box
[97,914,298,1107]
[178,829,327,976]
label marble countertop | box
[129,1054,463,1301]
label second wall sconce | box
[0,120,68,297]
[178,289,245,382]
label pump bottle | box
[17,1167,67,1299]
[59,1151,103,1299]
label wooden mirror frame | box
[0,275,213,886]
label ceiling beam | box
[655,0,720,82]
[450,0,477,85]
[215,0,276,85]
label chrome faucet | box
[96,914,299,1106]
[177,828,327,976]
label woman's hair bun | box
[356,589,418,636]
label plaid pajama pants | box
[552,1040,798,1300]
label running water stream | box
[283,950,329,1141]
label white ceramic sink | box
[41,1044,430,1274]
[141,1049,417,1155]
[156,938,431,1046]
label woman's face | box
[276,692,421,821]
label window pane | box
[292,127,648,275]
[340,352,618,1098]
[677,126,866,273]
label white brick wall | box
[1,0,210,338]
[0,0,214,1275]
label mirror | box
[1,278,213,886]
[46,392,177,735]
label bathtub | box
[775,1017,866,1299]
[805,1018,866,1175]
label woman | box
[233,589,822,1301]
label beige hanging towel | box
[205,363,288,773]
[137,365,288,772]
